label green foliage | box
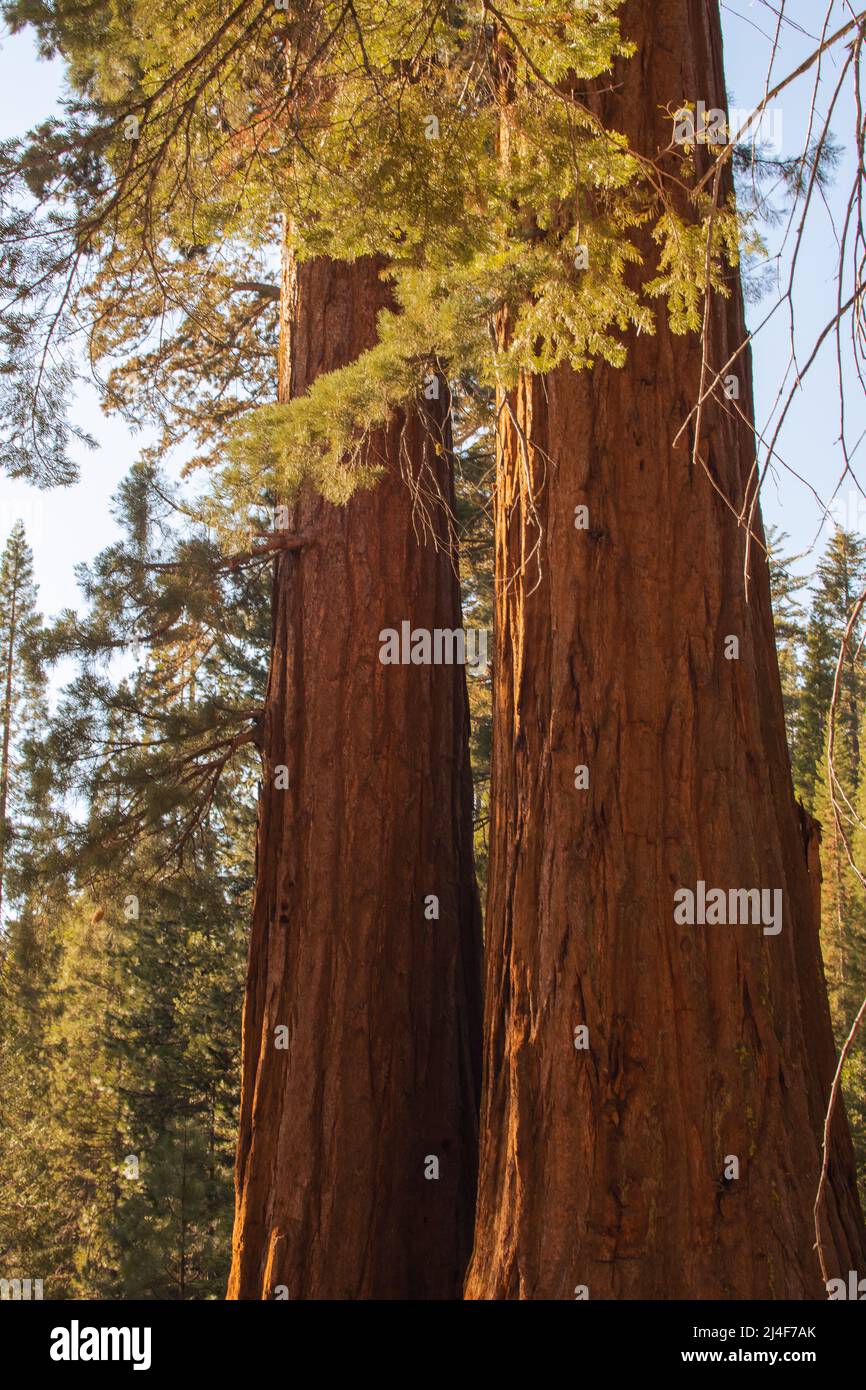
[0,0,749,511]
[2,0,856,1287]
[814,713,866,1212]
[768,526,866,1211]
[0,883,67,1282]
[0,520,49,915]
[1,875,247,1298]
[0,467,260,1298]
[766,526,806,766]
[452,379,494,899]
[795,530,866,811]
[35,459,269,877]
[646,202,741,333]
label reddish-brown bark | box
[466,0,866,1300]
[227,251,482,1299]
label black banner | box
[3,1298,862,1377]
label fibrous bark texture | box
[228,252,482,1300]
[466,0,866,1300]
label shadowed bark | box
[228,249,482,1300]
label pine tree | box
[90,870,248,1299]
[815,726,865,1026]
[766,526,806,769]
[794,530,866,1216]
[1,465,257,1298]
[0,520,46,919]
[45,898,127,1295]
[0,882,67,1289]
[1,885,124,1298]
[815,699,866,1211]
[796,530,866,810]
[37,458,269,879]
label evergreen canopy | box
[0,0,746,523]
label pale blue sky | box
[0,23,138,617]
[0,0,862,618]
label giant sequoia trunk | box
[228,250,482,1299]
[466,0,866,1300]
